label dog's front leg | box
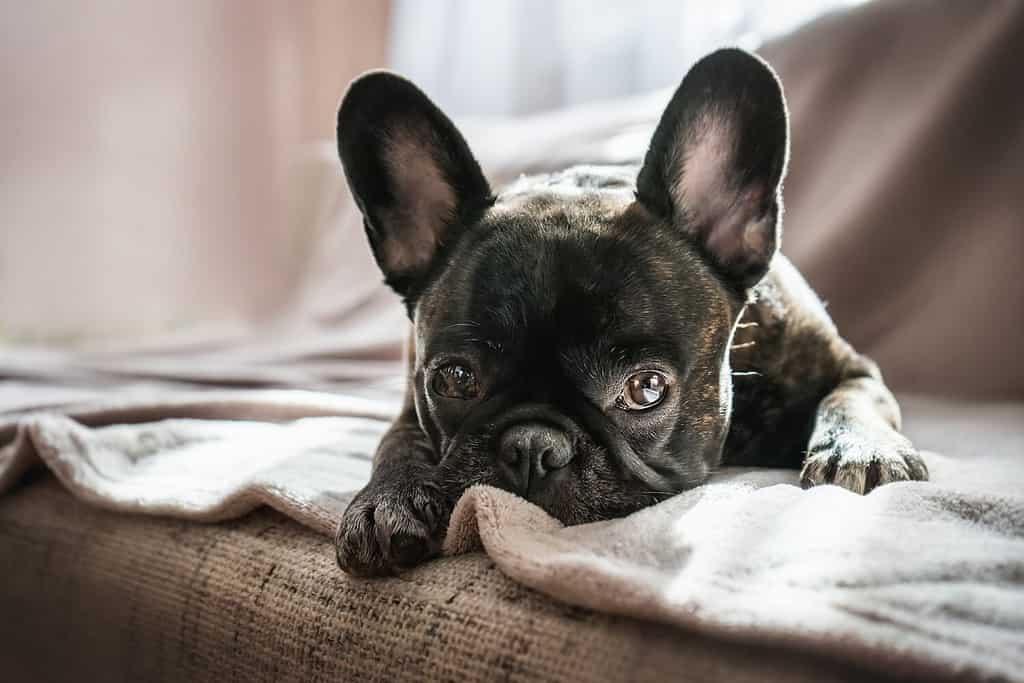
[801,357,928,493]
[335,406,449,576]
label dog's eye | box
[431,364,480,400]
[619,371,668,410]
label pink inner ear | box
[378,126,458,273]
[672,113,736,230]
[671,114,773,271]
[704,183,771,266]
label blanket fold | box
[1,390,1021,681]
[446,482,1024,682]
[0,389,394,532]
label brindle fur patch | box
[333,58,927,576]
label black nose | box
[497,423,573,494]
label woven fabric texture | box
[0,478,884,683]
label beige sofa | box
[1,2,1022,681]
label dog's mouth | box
[435,428,686,526]
[428,392,715,524]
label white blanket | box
[1,390,1021,682]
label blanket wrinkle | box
[0,390,1022,681]
[1,4,1022,680]
[442,481,1024,682]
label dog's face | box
[410,177,741,523]
[338,49,789,524]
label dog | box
[333,48,928,576]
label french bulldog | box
[333,48,928,576]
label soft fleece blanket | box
[1,391,1022,682]
[3,1,1024,680]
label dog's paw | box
[800,429,928,494]
[335,477,451,576]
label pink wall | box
[0,1,389,341]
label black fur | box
[637,48,788,291]
[333,49,928,576]
[337,71,493,302]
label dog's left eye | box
[619,371,668,410]
[431,363,480,400]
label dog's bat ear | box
[636,48,789,290]
[337,71,492,299]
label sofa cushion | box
[0,476,888,683]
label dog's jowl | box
[333,49,928,576]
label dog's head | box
[337,49,789,524]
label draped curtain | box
[390,0,871,117]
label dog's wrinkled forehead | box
[416,168,727,361]
[339,50,787,312]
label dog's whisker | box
[731,341,756,350]
[442,321,482,331]
[633,490,677,500]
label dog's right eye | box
[618,370,669,411]
[431,364,480,400]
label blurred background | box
[1,0,1022,401]
[1,1,388,340]
[0,0,861,340]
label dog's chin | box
[435,457,665,527]
[535,489,666,526]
